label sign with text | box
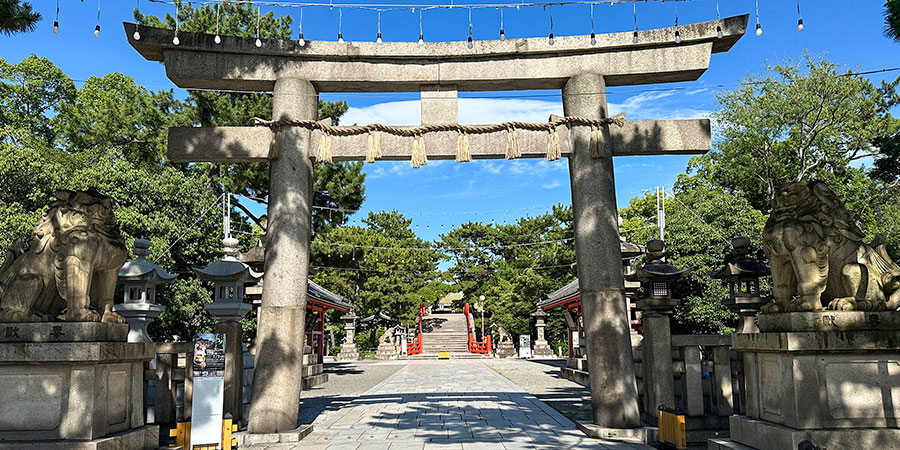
[191,333,225,448]
[193,333,226,378]
[519,335,532,358]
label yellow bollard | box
[658,407,686,449]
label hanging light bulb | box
[673,4,680,43]
[589,4,596,46]
[255,5,263,47]
[466,8,474,49]
[499,29,505,40]
[173,35,180,45]
[674,29,681,43]
[53,0,60,34]
[796,1,804,31]
[715,1,723,38]
[417,10,424,47]
[337,8,345,44]
[133,29,141,40]
[172,2,179,46]
[93,0,101,38]
[213,3,221,44]
[547,5,554,46]
[797,18,804,32]
[755,0,762,36]
[499,8,505,40]
[632,3,639,44]
[298,7,305,46]
[376,11,383,44]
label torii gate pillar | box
[565,73,641,428]
[248,78,317,433]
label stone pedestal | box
[0,323,158,449]
[376,341,397,360]
[715,311,900,450]
[496,341,516,358]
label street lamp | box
[479,295,486,341]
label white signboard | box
[519,335,532,358]
[190,333,226,449]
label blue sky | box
[2,1,898,242]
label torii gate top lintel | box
[124,14,747,93]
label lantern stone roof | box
[193,237,263,283]
[711,236,771,279]
[626,239,692,282]
[118,238,178,283]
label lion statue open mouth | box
[762,180,900,313]
[0,188,128,323]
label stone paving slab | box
[246,360,652,450]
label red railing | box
[463,303,491,354]
[407,303,425,356]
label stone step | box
[302,363,323,378]
[302,373,328,390]
[561,367,589,387]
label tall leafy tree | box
[0,0,39,36]
[0,55,226,341]
[685,54,900,212]
[312,211,448,327]
[136,2,364,233]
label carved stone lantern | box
[336,311,360,361]
[193,237,262,322]
[531,308,554,358]
[192,236,262,421]
[628,239,692,316]
[711,236,770,333]
[114,238,177,343]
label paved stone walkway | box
[261,360,652,450]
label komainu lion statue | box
[0,188,128,323]
[762,180,900,313]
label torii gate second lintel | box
[124,15,747,437]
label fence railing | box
[463,302,491,354]
[637,318,744,427]
[407,303,425,356]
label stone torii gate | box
[125,14,747,434]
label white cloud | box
[542,180,563,189]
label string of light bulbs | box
[51,0,811,43]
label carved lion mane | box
[0,188,128,323]
[763,180,900,312]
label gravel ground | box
[480,358,594,423]
[298,359,408,425]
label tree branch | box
[232,198,267,231]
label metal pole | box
[479,295,486,341]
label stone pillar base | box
[532,340,554,358]
[495,341,516,358]
[729,312,900,450]
[376,342,397,360]
[0,323,155,446]
[0,424,159,450]
[336,343,360,361]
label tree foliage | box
[687,54,899,211]
[887,0,900,43]
[0,0,40,36]
[136,3,363,234]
